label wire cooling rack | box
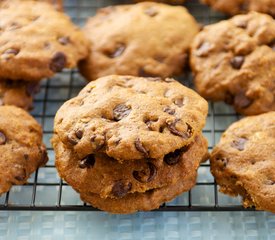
[0,0,255,212]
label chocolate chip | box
[134,138,149,158]
[234,92,253,109]
[108,44,125,58]
[113,104,131,121]
[49,52,66,72]
[4,48,19,55]
[269,40,275,51]
[26,83,40,96]
[163,107,175,115]
[231,137,247,151]
[58,36,70,45]
[75,129,83,139]
[67,133,78,145]
[79,154,95,169]
[144,7,158,17]
[224,91,234,105]
[0,131,6,145]
[167,120,193,139]
[14,169,26,181]
[196,42,211,57]
[111,181,132,198]
[231,56,245,69]
[164,149,182,165]
[174,98,184,107]
[133,162,157,183]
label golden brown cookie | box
[0,106,48,195]
[0,0,89,81]
[54,75,208,161]
[53,134,208,199]
[190,12,275,116]
[79,2,199,81]
[210,111,275,213]
[201,0,275,17]
[79,136,207,214]
[0,80,40,111]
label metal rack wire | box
[0,0,255,211]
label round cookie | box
[201,0,275,17]
[53,134,208,199]
[210,111,275,213]
[0,106,48,195]
[0,0,89,81]
[80,138,206,214]
[54,75,208,161]
[0,80,40,110]
[190,12,275,116]
[79,2,199,81]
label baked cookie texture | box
[201,0,275,17]
[211,111,275,213]
[0,80,40,111]
[190,12,275,116]
[0,0,89,81]
[0,106,48,195]
[79,2,199,81]
[53,134,208,213]
[54,75,208,161]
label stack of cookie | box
[52,75,209,213]
[0,0,89,110]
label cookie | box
[201,0,275,17]
[190,12,275,116]
[54,75,208,161]
[0,80,40,110]
[0,0,89,81]
[79,2,199,81]
[53,133,208,199]
[210,111,275,213]
[0,106,48,194]
[42,0,63,11]
[79,136,207,214]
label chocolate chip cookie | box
[211,111,275,213]
[0,80,40,110]
[0,106,48,195]
[79,2,199,81]
[201,0,275,17]
[54,75,208,161]
[0,0,89,81]
[190,12,275,116]
[53,134,208,199]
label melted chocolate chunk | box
[111,181,132,198]
[167,120,193,139]
[113,104,131,121]
[0,131,6,145]
[49,52,66,72]
[133,162,157,183]
[134,138,149,158]
[79,154,95,169]
[75,129,83,139]
[231,56,245,69]
[163,107,175,115]
[234,92,253,109]
[164,149,182,165]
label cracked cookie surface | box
[190,12,275,115]
[0,0,89,81]
[53,134,208,199]
[79,2,199,81]
[0,106,48,194]
[54,75,208,161]
[210,111,275,213]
